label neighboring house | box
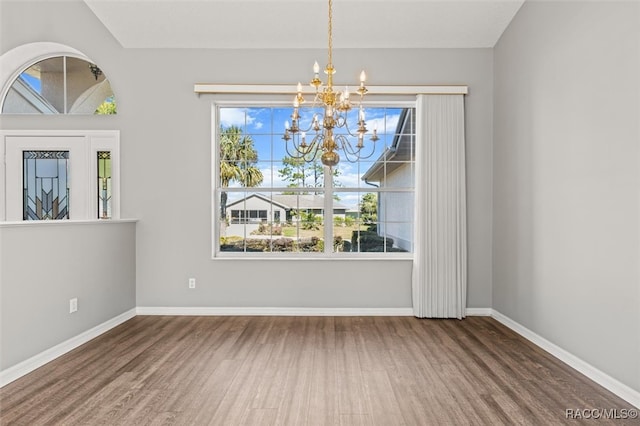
[345,209,359,220]
[225,193,347,224]
[361,109,415,251]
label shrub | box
[351,230,394,252]
[300,211,321,230]
[251,223,282,236]
[334,236,352,252]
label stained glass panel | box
[97,151,111,219]
[23,150,70,220]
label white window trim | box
[0,130,120,222]
[210,99,416,260]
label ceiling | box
[83,0,525,49]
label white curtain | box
[412,94,467,319]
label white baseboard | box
[0,308,136,388]
[491,309,640,409]
[138,306,493,317]
[465,307,492,316]
[136,306,415,316]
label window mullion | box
[63,56,67,114]
[323,165,333,255]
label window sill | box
[0,219,138,228]
[212,253,413,261]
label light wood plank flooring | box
[0,316,637,425]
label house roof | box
[361,108,415,182]
[226,193,347,211]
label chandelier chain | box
[327,0,333,67]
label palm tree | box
[219,126,263,219]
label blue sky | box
[20,72,41,93]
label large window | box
[213,103,415,257]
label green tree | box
[95,98,116,115]
[219,126,263,219]
[278,155,342,199]
[278,156,316,190]
[360,192,378,224]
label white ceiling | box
[83,0,525,49]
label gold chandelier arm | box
[337,113,366,138]
[337,134,378,162]
[284,134,323,163]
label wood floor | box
[0,316,637,425]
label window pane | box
[332,217,363,253]
[23,150,70,220]
[332,191,412,253]
[5,57,64,114]
[219,191,326,253]
[67,57,117,114]
[346,108,415,189]
[378,191,413,252]
[333,192,369,253]
[97,151,111,219]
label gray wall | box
[0,222,136,370]
[493,1,640,391]
[0,1,494,309]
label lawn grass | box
[281,224,365,240]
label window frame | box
[0,130,120,222]
[211,99,416,260]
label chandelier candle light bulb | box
[282,0,377,168]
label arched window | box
[0,42,116,115]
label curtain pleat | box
[412,94,467,319]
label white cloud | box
[336,167,362,188]
[219,108,255,128]
[366,113,400,134]
[258,166,287,188]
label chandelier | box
[282,0,378,168]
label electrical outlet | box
[188,278,196,289]
[69,298,78,313]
